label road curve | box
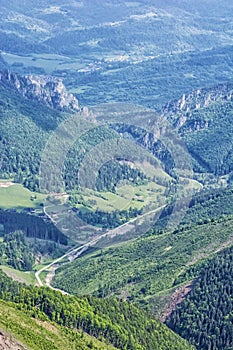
[35,204,166,290]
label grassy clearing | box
[75,158,171,213]
[134,160,172,180]
[2,52,72,74]
[2,52,85,75]
[33,257,57,272]
[0,265,36,285]
[184,178,203,190]
[0,181,46,210]
[78,181,166,212]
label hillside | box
[2,68,233,191]
[0,71,117,192]
[110,83,233,179]
[0,300,118,350]
[0,270,194,350]
[166,246,233,350]
[51,186,233,309]
[0,70,176,240]
[164,83,233,176]
[1,1,233,349]
[0,72,67,187]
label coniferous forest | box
[167,246,233,350]
[0,270,194,350]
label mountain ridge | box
[162,82,233,131]
[0,70,79,111]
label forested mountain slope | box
[52,186,233,308]
[3,69,233,191]
[112,82,233,178]
[0,71,118,192]
[0,300,118,350]
[0,73,66,184]
[165,83,233,175]
[0,209,70,271]
[167,246,233,350]
[0,271,194,350]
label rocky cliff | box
[162,83,233,131]
[0,330,28,350]
[124,83,233,175]
[0,70,79,112]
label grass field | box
[0,180,46,210]
[0,265,36,285]
[77,181,166,213]
[2,52,86,75]
[75,176,201,214]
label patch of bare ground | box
[0,182,15,188]
[0,330,28,350]
[33,319,59,334]
[214,238,233,253]
[45,264,59,287]
[159,239,233,322]
[118,283,135,301]
[160,283,193,322]
[187,237,233,267]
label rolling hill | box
[0,270,195,350]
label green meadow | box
[0,180,46,210]
[0,265,36,285]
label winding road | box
[35,178,203,293]
[35,204,166,292]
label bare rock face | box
[138,83,233,151]
[0,70,79,112]
[161,83,233,131]
[0,330,28,350]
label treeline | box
[0,209,68,245]
[167,246,233,350]
[0,210,69,270]
[0,271,194,350]
[77,207,142,228]
[0,230,68,271]
[147,186,233,235]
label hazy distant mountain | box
[1,0,233,109]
